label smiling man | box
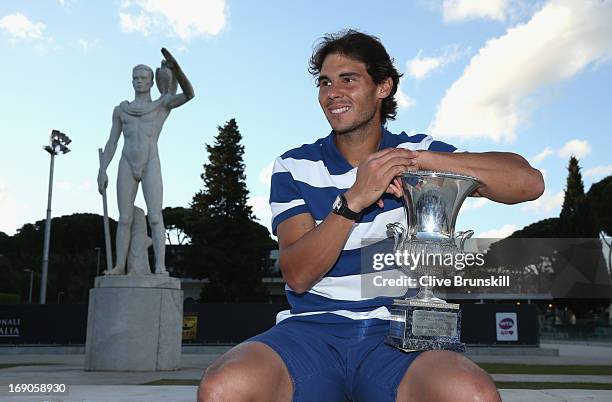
[198,30,543,402]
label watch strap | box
[334,194,361,221]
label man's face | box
[132,69,153,93]
[318,53,389,135]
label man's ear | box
[377,77,393,99]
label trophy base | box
[385,299,465,353]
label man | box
[198,30,543,401]
[97,48,194,275]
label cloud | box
[248,195,272,231]
[78,38,99,51]
[557,139,591,159]
[531,147,554,164]
[120,10,152,36]
[119,0,227,41]
[56,181,74,190]
[442,0,508,22]
[0,13,46,41]
[462,197,489,211]
[406,46,469,80]
[584,164,612,178]
[429,0,612,142]
[479,223,516,239]
[522,189,564,213]
[408,51,443,79]
[396,84,416,109]
[259,161,274,186]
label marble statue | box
[97,48,194,275]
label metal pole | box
[28,270,33,304]
[40,152,55,304]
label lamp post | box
[23,269,34,304]
[40,129,71,304]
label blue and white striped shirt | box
[270,128,459,324]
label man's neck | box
[334,120,382,167]
[133,91,152,103]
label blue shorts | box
[247,315,422,402]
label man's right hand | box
[97,170,108,195]
[344,148,417,212]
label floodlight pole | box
[39,130,71,305]
[40,151,55,304]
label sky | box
[0,0,611,240]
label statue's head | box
[132,64,154,93]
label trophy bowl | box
[385,170,481,353]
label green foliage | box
[559,156,597,237]
[0,214,117,303]
[586,176,612,236]
[560,156,585,219]
[188,119,276,302]
[191,118,253,220]
[163,206,191,245]
[0,293,19,304]
[510,217,561,238]
[488,165,612,319]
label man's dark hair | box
[309,29,403,125]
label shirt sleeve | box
[269,156,311,236]
[396,134,466,153]
[427,138,466,153]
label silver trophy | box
[385,170,480,352]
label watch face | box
[332,195,342,211]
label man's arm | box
[160,48,195,109]
[97,106,122,195]
[409,151,544,204]
[278,148,413,293]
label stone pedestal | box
[85,275,183,371]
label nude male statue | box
[97,48,194,275]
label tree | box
[1,214,117,303]
[586,176,612,236]
[559,156,596,237]
[192,118,253,220]
[560,156,585,219]
[188,119,276,302]
[163,206,191,245]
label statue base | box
[385,299,465,353]
[85,275,183,371]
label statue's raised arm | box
[158,47,195,109]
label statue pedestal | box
[85,275,183,371]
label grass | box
[495,382,612,390]
[478,363,612,375]
[0,363,58,369]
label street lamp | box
[40,129,71,304]
[23,269,34,304]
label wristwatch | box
[332,194,362,221]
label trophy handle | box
[386,223,406,253]
[455,230,474,250]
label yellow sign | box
[182,314,198,340]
